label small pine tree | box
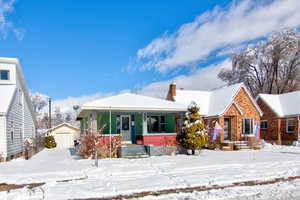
[180,102,208,153]
[44,135,57,148]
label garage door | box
[54,133,73,148]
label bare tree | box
[218,29,300,96]
[31,93,48,113]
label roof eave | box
[81,106,187,112]
[256,95,281,118]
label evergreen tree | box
[44,135,57,148]
[180,102,208,153]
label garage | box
[54,133,73,148]
[48,123,80,148]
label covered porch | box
[80,110,183,146]
[77,93,186,148]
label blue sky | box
[0,0,299,110]
[0,0,228,98]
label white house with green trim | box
[77,93,186,148]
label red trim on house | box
[142,134,178,146]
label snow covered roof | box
[174,90,210,115]
[258,91,300,117]
[48,122,80,132]
[0,85,16,114]
[80,93,187,113]
[173,83,262,117]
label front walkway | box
[1,145,300,199]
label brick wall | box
[215,88,261,143]
[280,117,298,145]
[257,98,279,143]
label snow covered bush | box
[180,102,208,154]
[44,135,57,148]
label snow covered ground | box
[138,179,300,200]
[1,144,300,199]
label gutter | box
[80,106,187,112]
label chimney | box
[166,82,177,101]
[170,82,176,97]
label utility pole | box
[48,98,52,133]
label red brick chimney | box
[166,82,176,101]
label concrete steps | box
[117,145,149,158]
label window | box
[18,89,23,105]
[0,70,9,80]
[260,120,268,130]
[147,115,166,133]
[10,121,14,143]
[286,119,296,133]
[243,118,254,135]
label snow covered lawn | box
[1,145,300,199]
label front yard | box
[1,144,300,199]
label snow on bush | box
[179,102,208,153]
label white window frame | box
[286,119,296,133]
[260,120,268,130]
[242,118,254,136]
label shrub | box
[79,136,122,158]
[180,102,208,153]
[44,135,57,148]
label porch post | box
[142,112,147,134]
[109,108,112,159]
[91,111,97,135]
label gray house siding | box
[6,90,24,157]
[24,95,35,139]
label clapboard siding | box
[0,116,7,157]
[6,90,24,157]
[24,95,35,139]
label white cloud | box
[0,0,23,40]
[50,59,230,111]
[52,92,113,113]
[137,59,231,98]
[136,0,300,73]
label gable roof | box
[257,90,300,117]
[48,122,80,132]
[0,58,37,126]
[79,93,187,116]
[0,85,16,114]
[173,83,262,117]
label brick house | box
[257,91,300,145]
[167,83,263,149]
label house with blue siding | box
[0,57,37,161]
